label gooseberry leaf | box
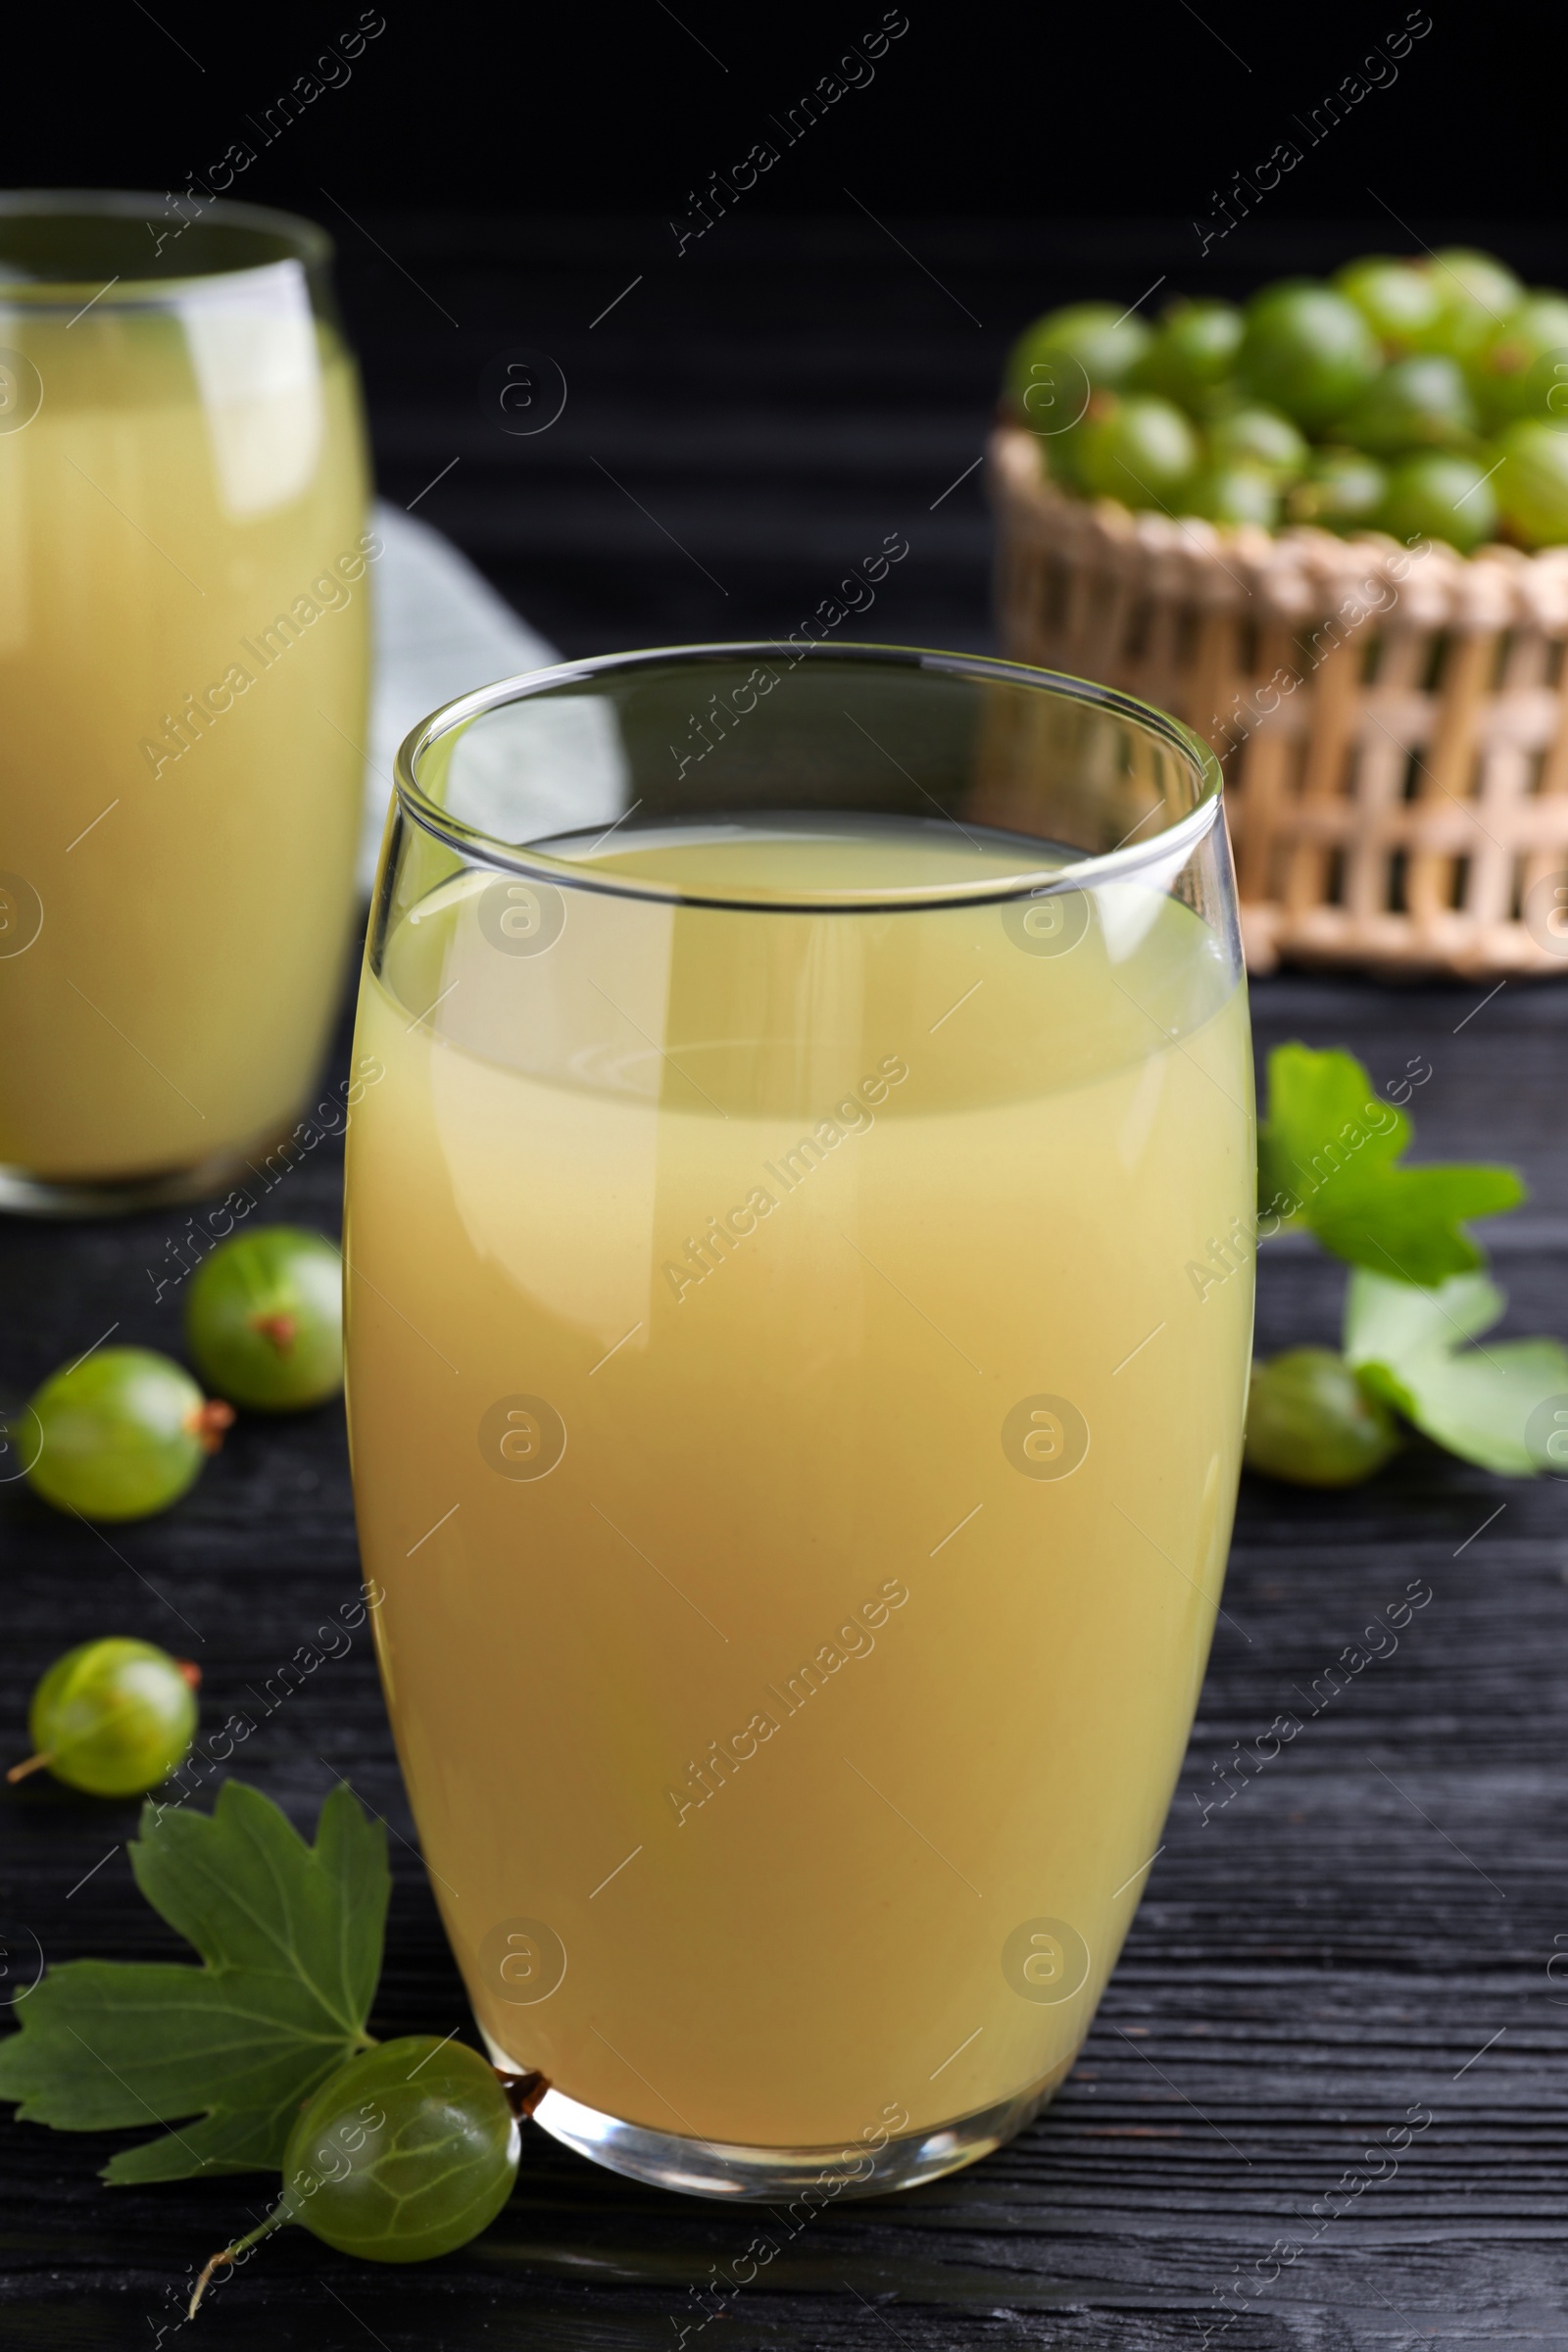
[1257,1041,1410,1199]
[1311,1164,1526,1287]
[1344,1267,1568,1475]
[1259,1043,1524,1285]
[0,1780,387,2182]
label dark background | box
[7,6,1568,2349]
[4,1,1564,661]
[4,3,1552,227]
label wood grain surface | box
[3,220,1565,2351]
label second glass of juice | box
[0,191,372,1212]
[345,646,1254,2199]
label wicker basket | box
[989,421,1568,976]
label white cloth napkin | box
[359,501,559,889]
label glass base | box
[521,2068,1068,2201]
[0,1118,300,1220]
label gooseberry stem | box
[497,2066,550,2120]
[6,1751,53,1785]
[176,1660,202,1690]
[251,1312,298,1352]
[182,1400,236,1454]
[189,2203,290,2318]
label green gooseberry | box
[1424,247,1524,360]
[1378,451,1498,555]
[1470,292,1568,427]
[11,1638,199,1796]
[1207,404,1308,481]
[1133,299,1244,412]
[1182,462,1280,529]
[1237,281,1381,429]
[1339,354,1478,455]
[1333,256,1444,355]
[191,2037,521,2309]
[1076,393,1198,508]
[185,1226,343,1413]
[1494,418,1568,549]
[1245,1349,1400,1487]
[1004,302,1153,424]
[1285,447,1388,533]
[24,1348,231,1522]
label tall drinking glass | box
[0,192,373,1214]
[345,645,1254,2199]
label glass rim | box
[0,188,333,304]
[390,642,1227,914]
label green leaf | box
[1344,1268,1568,1475]
[1311,1165,1525,1285]
[1345,1266,1505,1359]
[0,1780,388,2181]
[1259,1044,1524,1285]
[1257,1041,1410,1210]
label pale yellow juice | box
[0,297,370,1183]
[345,818,1253,2148]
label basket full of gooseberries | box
[988,251,1568,980]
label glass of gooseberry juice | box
[0,192,372,1214]
[344,645,1255,2198]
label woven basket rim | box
[989,422,1568,628]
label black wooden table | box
[4,220,1566,2351]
